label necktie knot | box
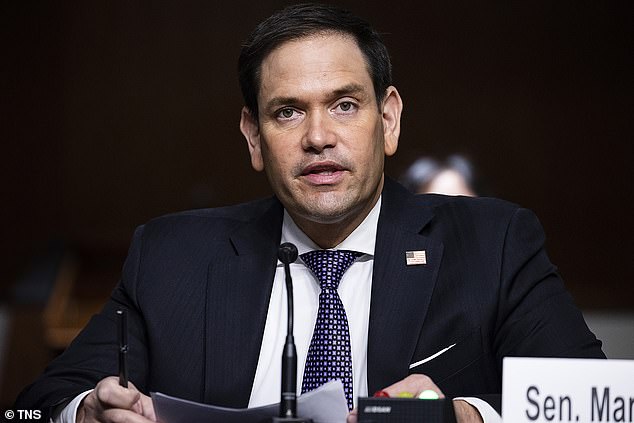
[300,250,363,290]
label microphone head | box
[278,242,299,264]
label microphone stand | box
[273,243,313,423]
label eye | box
[276,107,301,121]
[339,102,353,111]
[334,101,357,114]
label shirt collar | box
[281,196,381,257]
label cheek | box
[261,143,293,180]
[260,127,303,169]
[261,128,294,156]
[346,124,385,165]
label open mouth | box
[300,161,346,184]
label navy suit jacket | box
[16,178,604,418]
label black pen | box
[116,309,129,388]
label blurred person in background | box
[400,154,480,196]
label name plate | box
[502,357,634,422]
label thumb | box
[128,381,156,421]
[95,377,141,409]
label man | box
[16,4,604,423]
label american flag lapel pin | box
[406,250,427,266]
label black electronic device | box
[357,396,456,423]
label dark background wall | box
[1,1,632,398]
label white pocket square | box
[409,343,456,369]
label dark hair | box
[399,154,482,195]
[238,3,392,119]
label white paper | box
[152,379,349,423]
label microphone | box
[272,243,312,423]
[278,242,299,266]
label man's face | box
[241,33,402,232]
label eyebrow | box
[263,83,369,112]
[264,96,301,111]
[332,83,367,98]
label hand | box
[77,376,156,423]
[453,399,484,423]
[346,374,483,423]
[380,373,445,399]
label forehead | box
[258,33,374,101]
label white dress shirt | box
[248,198,381,409]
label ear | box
[381,86,403,157]
[240,107,264,172]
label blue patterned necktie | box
[300,249,362,411]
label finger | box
[127,380,141,392]
[126,381,144,415]
[346,408,358,423]
[131,392,156,421]
[80,392,140,423]
[95,376,141,409]
[453,400,483,423]
[382,374,445,399]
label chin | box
[302,210,349,225]
[299,199,358,225]
[284,189,364,223]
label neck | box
[297,221,358,249]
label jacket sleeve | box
[492,208,605,362]
[14,226,150,421]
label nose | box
[301,110,336,153]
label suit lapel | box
[367,179,443,393]
[203,199,283,407]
